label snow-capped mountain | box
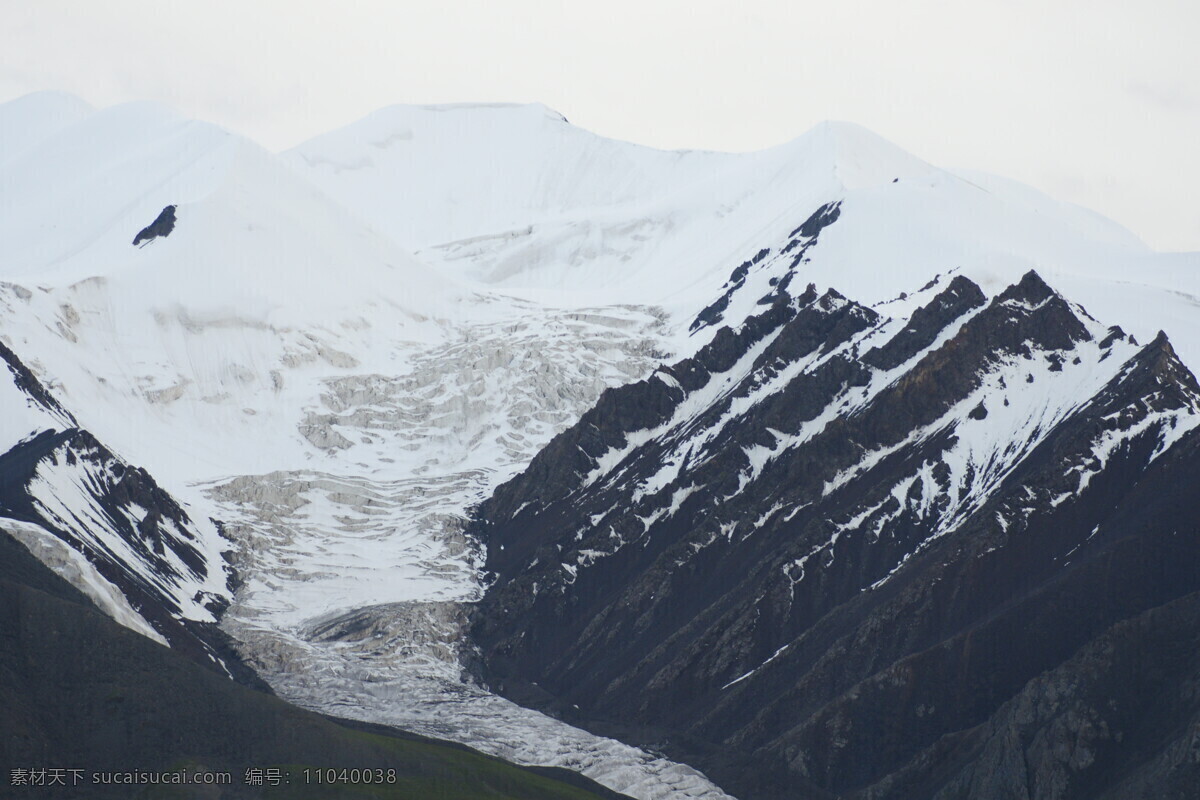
[0,92,470,486]
[3,90,1200,799]
[286,103,1200,373]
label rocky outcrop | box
[0,337,73,420]
[132,204,176,246]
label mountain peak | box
[356,100,569,127]
[779,119,935,189]
[0,90,96,168]
[998,269,1057,305]
[0,90,94,118]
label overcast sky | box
[3,0,1198,251]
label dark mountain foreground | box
[471,270,1200,799]
[0,527,631,800]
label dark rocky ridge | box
[1,337,74,421]
[470,271,1200,799]
[691,201,842,333]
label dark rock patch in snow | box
[132,204,177,246]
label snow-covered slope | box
[288,104,1200,372]
[0,91,94,169]
[286,102,740,249]
[287,107,935,304]
[0,97,476,486]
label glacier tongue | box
[219,548,732,800]
[199,310,735,800]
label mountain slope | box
[285,105,1200,379]
[0,97,470,488]
[0,332,260,683]
[469,271,1200,799]
[286,108,939,305]
[0,90,93,169]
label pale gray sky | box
[3,0,1198,250]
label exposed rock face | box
[469,271,1200,799]
[0,338,72,419]
[131,204,176,246]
